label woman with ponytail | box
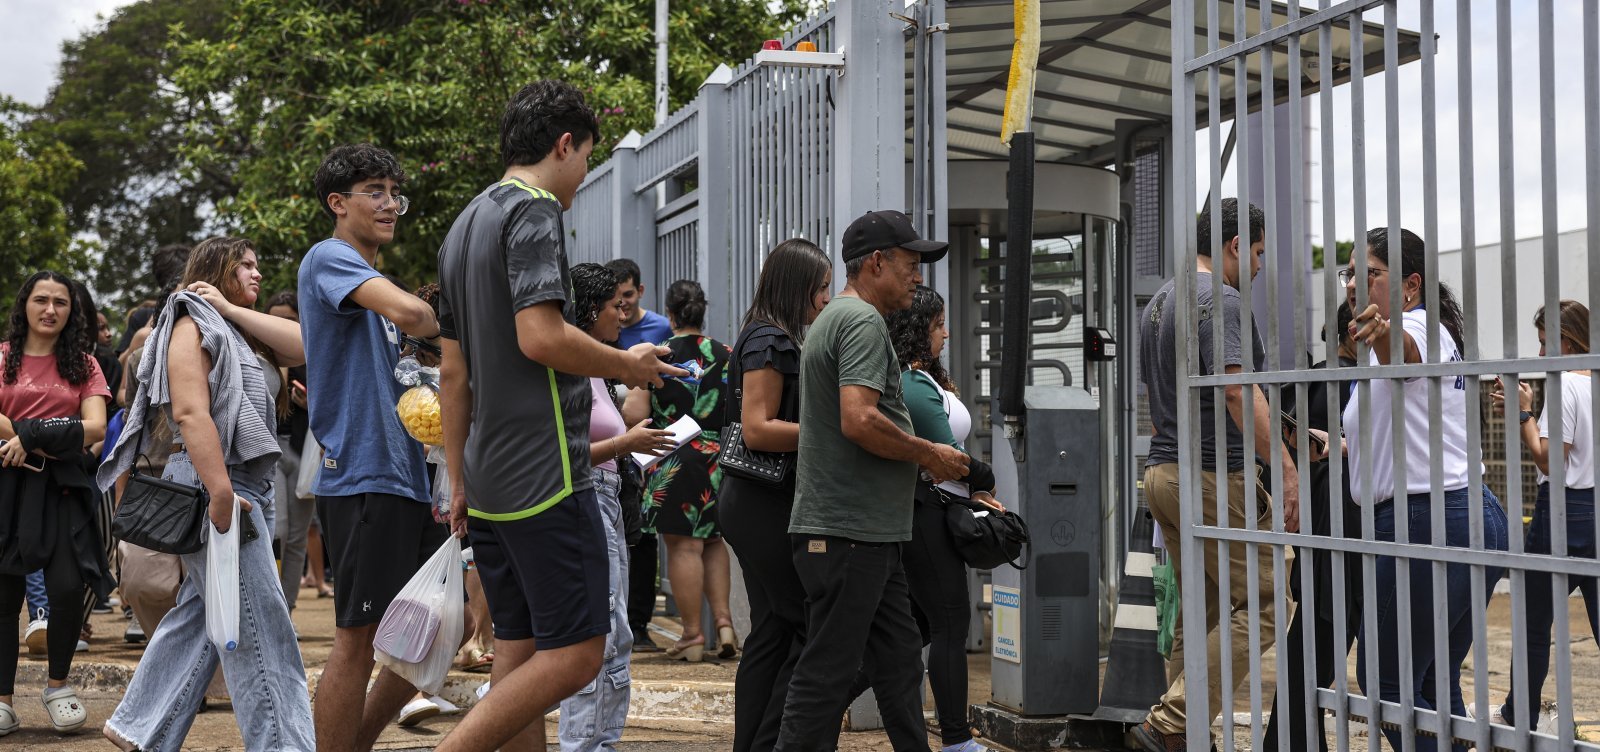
[626,279,737,661]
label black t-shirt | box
[437,178,591,520]
[731,320,801,427]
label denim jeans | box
[559,467,633,751]
[104,453,314,752]
[24,570,46,619]
[1502,483,1600,724]
[1358,487,1509,752]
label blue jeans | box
[1358,487,1509,752]
[558,467,633,751]
[24,570,46,619]
[104,453,314,752]
[1502,483,1600,724]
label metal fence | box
[1170,2,1600,752]
[566,6,837,342]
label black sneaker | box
[632,628,663,653]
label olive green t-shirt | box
[789,295,919,543]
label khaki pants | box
[1143,463,1294,736]
[117,541,229,698]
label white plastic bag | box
[373,536,464,695]
[297,429,321,500]
[205,496,242,652]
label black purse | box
[715,325,794,487]
[941,490,1030,570]
[111,460,209,555]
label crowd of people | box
[0,76,1595,752]
[1133,198,1596,752]
[0,78,1006,752]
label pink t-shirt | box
[590,378,626,472]
[0,344,111,421]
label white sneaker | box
[397,696,441,727]
[476,681,490,700]
[429,696,460,715]
[23,611,47,656]
[75,639,88,653]
[124,616,146,644]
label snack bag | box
[395,355,444,446]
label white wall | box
[1437,228,1591,359]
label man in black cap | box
[775,210,972,752]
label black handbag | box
[716,420,791,486]
[715,325,794,486]
[942,492,1030,570]
[111,463,209,555]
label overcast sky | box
[2,0,1580,257]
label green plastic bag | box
[1153,560,1180,659]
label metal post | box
[697,65,733,340]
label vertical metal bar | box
[1253,4,1281,748]
[1378,5,1418,746]
[1586,0,1600,697]
[1415,1,1455,747]
[1317,6,1351,749]
[1451,1,1489,747]
[1536,2,1573,747]
[1284,4,1311,749]
[1171,0,1206,749]
[1214,2,1241,745]
[1345,13,1381,751]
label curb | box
[32,662,735,727]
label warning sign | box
[992,585,1021,664]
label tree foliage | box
[33,0,808,305]
[165,0,808,295]
[0,103,94,299]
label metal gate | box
[1171,2,1600,751]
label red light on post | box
[761,39,782,51]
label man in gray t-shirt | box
[1131,198,1302,752]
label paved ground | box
[8,583,1598,750]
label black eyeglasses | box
[338,190,410,215]
[1336,267,1386,286]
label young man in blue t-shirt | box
[297,143,445,752]
[606,258,674,348]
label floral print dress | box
[642,334,733,538]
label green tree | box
[30,0,228,309]
[165,0,808,296]
[1312,239,1355,269]
[0,102,94,298]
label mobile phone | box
[20,454,45,472]
[291,379,307,395]
[240,511,259,544]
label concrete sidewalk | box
[7,587,971,750]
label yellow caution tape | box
[1001,0,1040,145]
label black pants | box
[902,491,972,746]
[0,518,85,693]
[720,478,806,752]
[776,535,928,752]
[627,532,659,638]
[1261,570,1359,752]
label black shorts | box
[317,493,449,628]
[467,489,610,650]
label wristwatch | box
[1520,410,1535,425]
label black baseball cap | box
[841,210,949,263]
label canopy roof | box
[928,0,1424,165]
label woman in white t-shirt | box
[1340,227,1509,752]
[1494,300,1597,728]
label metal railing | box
[1170,2,1600,751]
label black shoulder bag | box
[715,326,794,486]
[111,452,210,555]
[940,487,1030,571]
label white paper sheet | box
[631,414,702,471]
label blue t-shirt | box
[297,238,429,502]
[618,309,674,349]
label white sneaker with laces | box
[24,610,47,656]
[125,616,146,644]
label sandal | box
[0,701,17,736]
[664,636,705,663]
[43,687,88,733]
[460,648,494,673]
[716,624,740,659]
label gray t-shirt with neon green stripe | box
[437,178,592,520]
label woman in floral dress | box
[626,279,736,661]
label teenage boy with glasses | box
[299,143,446,752]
